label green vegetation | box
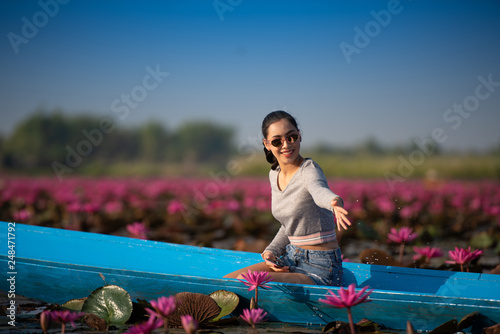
[235,152,500,179]
[1,110,499,179]
[0,110,234,175]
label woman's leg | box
[223,262,271,279]
[223,262,315,285]
[268,272,315,285]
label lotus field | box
[2,177,499,272]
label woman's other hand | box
[332,198,352,230]
[262,251,289,272]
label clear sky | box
[1,0,499,152]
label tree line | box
[0,110,235,172]
[1,110,498,175]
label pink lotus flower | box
[376,197,395,214]
[240,308,267,328]
[387,227,418,243]
[45,310,85,334]
[319,284,373,334]
[181,314,198,334]
[226,199,240,212]
[147,296,177,318]
[83,203,99,214]
[126,222,148,239]
[67,202,83,213]
[255,199,270,211]
[412,246,443,264]
[469,248,484,261]
[104,200,123,214]
[146,296,177,330]
[167,199,185,215]
[237,270,273,309]
[387,227,418,263]
[320,284,372,308]
[341,254,351,263]
[125,316,164,334]
[13,209,31,222]
[446,247,483,272]
[238,270,273,291]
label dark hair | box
[261,110,300,170]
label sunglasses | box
[267,133,300,148]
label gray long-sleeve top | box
[263,158,343,257]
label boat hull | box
[1,222,499,331]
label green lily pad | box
[209,290,239,321]
[62,298,87,311]
[470,232,494,249]
[81,285,132,327]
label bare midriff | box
[299,240,339,251]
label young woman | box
[224,111,351,286]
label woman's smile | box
[281,148,294,158]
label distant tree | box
[175,121,235,164]
[407,137,441,156]
[491,139,500,155]
[355,137,384,155]
[2,110,70,168]
[138,122,169,162]
[1,110,237,171]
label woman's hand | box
[262,251,289,272]
[332,198,352,231]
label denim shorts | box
[282,244,343,286]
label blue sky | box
[1,0,499,152]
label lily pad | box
[323,320,350,334]
[209,290,239,321]
[61,298,87,311]
[483,323,500,334]
[470,231,494,249]
[169,292,220,327]
[429,318,458,334]
[356,318,382,332]
[81,285,132,327]
[457,311,478,331]
[84,313,107,331]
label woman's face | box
[264,119,301,166]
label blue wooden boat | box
[1,222,499,332]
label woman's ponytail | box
[263,145,279,170]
